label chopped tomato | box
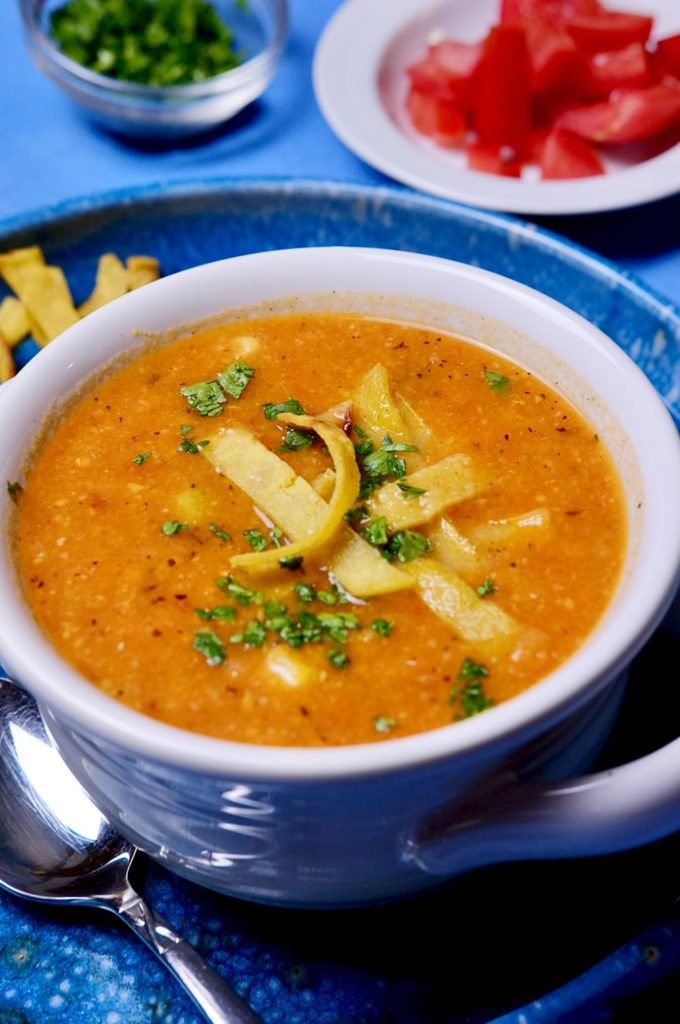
[467,142,523,176]
[657,35,680,80]
[407,41,481,108]
[556,83,680,142]
[474,25,532,154]
[406,86,467,146]
[586,42,649,96]
[501,0,602,27]
[525,19,584,94]
[540,127,606,177]
[566,11,654,51]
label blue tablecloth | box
[1,0,679,306]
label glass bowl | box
[19,0,288,139]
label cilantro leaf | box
[327,649,350,669]
[484,370,510,395]
[371,619,393,637]
[216,363,255,400]
[278,427,315,452]
[195,606,236,622]
[132,451,151,465]
[458,657,489,682]
[279,555,303,571]
[476,578,496,597]
[193,630,226,667]
[398,482,426,500]
[262,398,305,420]
[209,523,231,542]
[293,582,317,603]
[180,379,226,417]
[244,528,268,551]
[373,715,396,733]
[161,520,188,536]
[6,481,22,502]
[361,517,389,547]
[216,574,262,606]
[385,530,431,563]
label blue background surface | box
[1,2,680,1023]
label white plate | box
[313,0,680,214]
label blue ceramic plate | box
[1,179,679,1024]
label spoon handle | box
[114,888,262,1024]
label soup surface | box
[14,313,626,746]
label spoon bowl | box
[0,675,260,1024]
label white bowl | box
[1,247,679,906]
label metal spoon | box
[0,675,261,1024]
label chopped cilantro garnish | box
[381,437,418,453]
[476,578,497,597]
[161,520,187,536]
[484,370,510,395]
[460,682,494,717]
[269,527,283,547]
[361,448,407,480]
[264,600,286,617]
[373,715,396,733]
[244,528,268,552]
[279,427,315,452]
[193,630,226,667]
[195,606,236,622]
[458,657,489,682]
[354,425,369,439]
[398,482,426,499]
[6,481,22,502]
[371,619,393,637]
[451,660,493,717]
[216,574,262,606]
[243,620,266,647]
[216,362,255,400]
[362,516,388,547]
[279,555,303,571]
[180,379,226,417]
[327,649,350,669]
[177,425,210,453]
[316,589,338,605]
[385,529,431,563]
[262,398,305,420]
[132,451,151,465]
[354,438,374,458]
[318,611,360,644]
[344,505,369,525]
[209,523,231,543]
[294,582,317,603]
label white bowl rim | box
[1,245,679,781]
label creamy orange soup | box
[13,313,626,746]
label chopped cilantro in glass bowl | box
[19,0,287,139]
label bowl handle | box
[412,600,680,877]
[411,731,680,877]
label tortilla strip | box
[353,363,425,466]
[468,508,551,548]
[203,425,412,596]
[230,413,360,573]
[0,296,30,347]
[394,392,435,455]
[0,247,45,291]
[126,255,160,290]
[4,265,79,346]
[402,557,520,646]
[0,337,14,382]
[79,253,130,316]
[365,454,484,531]
[427,516,481,578]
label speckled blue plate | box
[1,179,680,1024]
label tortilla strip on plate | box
[365,453,485,531]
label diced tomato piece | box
[473,25,532,155]
[525,19,584,94]
[529,125,551,162]
[540,127,605,177]
[657,34,680,79]
[555,83,680,143]
[407,41,481,108]
[586,42,649,96]
[566,12,654,52]
[467,142,523,176]
[501,0,602,28]
[406,86,467,146]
